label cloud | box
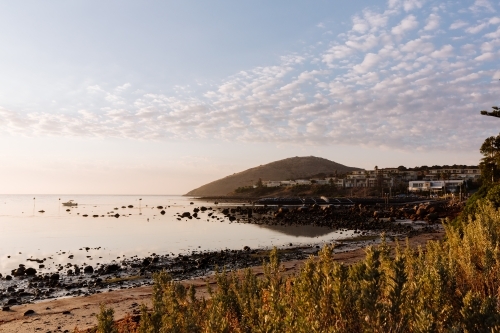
[115,83,131,92]
[469,0,496,13]
[353,53,380,73]
[430,44,454,58]
[392,15,419,36]
[322,45,354,66]
[401,38,435,53]
[424,13,440,31]
[466,22,488,34]
[450,20,468,30]
[1,0,499,153]
[475,52,496,61]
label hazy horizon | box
[1,0,498,194]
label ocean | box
[0,194,354,275]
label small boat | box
[62,200,78,207]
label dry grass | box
[86,201,500,332]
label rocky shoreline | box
[0,199,459,311]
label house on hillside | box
[263,181,281,187]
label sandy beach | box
[0,230,444,332]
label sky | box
[0,0,499,194]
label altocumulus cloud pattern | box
[1,0,499,151]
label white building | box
[263,181,281,187]
[408,180,464,193]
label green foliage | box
[94,203,500,332]
[96,304,118,333]
[486,184,500,209]
[452,183,492,227]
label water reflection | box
[256,224,336,238]
[0,194,355,274]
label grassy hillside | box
[185,156,360,196]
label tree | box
[256,178,263,188]
[480,106,500,118]
[479,134,500,184]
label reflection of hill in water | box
[256,224,336,238]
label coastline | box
[0,229,445,332]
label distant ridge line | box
[185,156,361,196]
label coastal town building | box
[259,166,480,190]
[408,180,465,193]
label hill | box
[185,156,361,196]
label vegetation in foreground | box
[83,189,500,332]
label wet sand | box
[0,230,444,333]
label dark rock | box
[24,309,35,316]
[63,310,71,314]
[128,205,134,208]
[84,266,94,274]
[142,258,151,266]
[50,273,60,280]
[114,213,120,218]
[7,299,17,305]
[5,275,12,281]
[181,212,191,218]
[416,208,427,216]
[25,267,37,276]
[160,210,165,215]
[12,266,25,277]
[104,264,120,274]
[2,306,9,311]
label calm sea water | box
[0,194,354,275]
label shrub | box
[93,203,500,332]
